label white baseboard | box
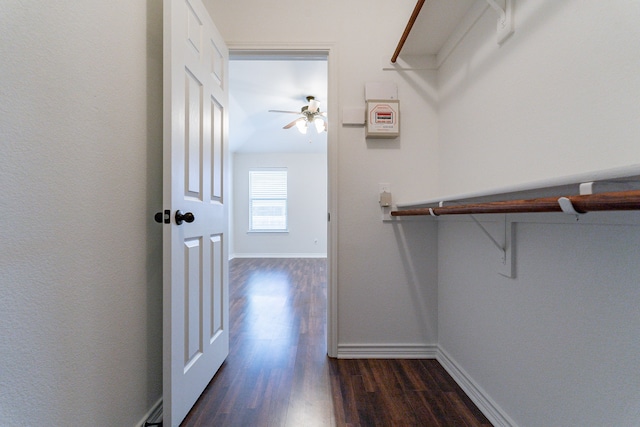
[337,343,438,359]
[231,253,327,259]
[134,397,162,427]
[436,347,517,427]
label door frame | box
[228,43,338,357]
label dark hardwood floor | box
[181,258,491,426]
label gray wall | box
[438,214,640,426]
[0,1,163,425]
[436,1,640,426]
[437,0,640,194]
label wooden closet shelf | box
[390,190,640,217]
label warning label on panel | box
[367,101,399,138]
[371,104,396,125]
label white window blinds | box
[249,169,288,231]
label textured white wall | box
[205,0,440,349]
[439,216,640,426]
[438,0,640,196]
[232,152,328,258]
[0,1,163,425]
[437,1,640,426]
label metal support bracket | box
[468,214,505,255]
[558,196,585,221]
[468,213,514,278]
[444,198,515,277]
[485,0,514,44]
[499,219,515,278]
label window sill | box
[247,230,289,234]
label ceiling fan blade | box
[283,118,302,129]
[268,109,301,114]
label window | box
[249,169,288,232]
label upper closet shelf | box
[391,164,640,217]
[389,0,514,69]
[392,190,640,218]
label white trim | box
[231,253,327,259]
[337,344,438,359]
[134,397,162,427]
[436,347,518,427]
[326,43,339,359]
[227,42,339,358]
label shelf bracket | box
[467,212,514,278]
[442,199,514,276]
[485,0,514,44]
[468,213,505,255]
[558,196,585,221]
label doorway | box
[228,47,337,357]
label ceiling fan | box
[269,96,327,134]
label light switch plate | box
[342,107,365,125]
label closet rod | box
[390,190,640,217]
[391,0,425,63]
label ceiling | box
[229,58,328,154]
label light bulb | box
[295,119,308,134]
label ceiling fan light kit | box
[295,119,308,134]
[269,95,328,134]
[313,117,325,132]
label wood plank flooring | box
[181,258,491,426]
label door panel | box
[211,98,223,201]
[185,70,203,198]
[210,234,223,337]
[163,0,229,425]
[184,237,203,370]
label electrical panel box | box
[366,100,400,138]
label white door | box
[162,0,229,425]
